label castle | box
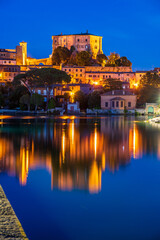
[0,32,154,88]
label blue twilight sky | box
[1,0,160,70]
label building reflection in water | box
[0,116,159,193]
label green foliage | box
[30,93,44,111]
[137,72,160,106]
[115,56,132,67]
[96,54,108,66]
[106,52,120,66]
[74,90,88,110]
[0,92,4,107]
[70,45,76,53]
[9,86,29,108]
[88,91,101,109]
[124,106,128,114]
[20,94,31,110]
[137,85,160,107]
[13,68,70,109]
[52,46,71,65]
[103,78,123,91]
[48,98,56,109]
[139,71,160,88]
[68,52,77,65]
[76,51,91,66]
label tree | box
[139,71,160,88]
[13,68,71,110]
[96,54,108,66]
[0,92,4,107]
[76,51,91,66]
[9,85,29,109]
[137,86,160,107]
[115,56,132,67]
[48,98,56,109]
[74,91,88,110]
[106,52,120,66]
[30,93,44,111]
[70,45,76,53]
[52,46,71,65]
[136,71,160,107]
[68,51,77,65]
[20,94,31,111]
[88,91,101,109]
[103,78,123,91]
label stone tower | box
[16,41,27,65]
[20,41,27,65]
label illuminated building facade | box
[52,32,103,59]
[0,65,20,83]
[0,41,27,66]
[101,90,137,111]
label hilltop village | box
[0,32,160,115]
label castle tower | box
[19,41,27,65]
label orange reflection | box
[0,117,154,194]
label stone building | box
[52,32,103,58]
[0,41,27,66]
[0,65,20,83]
[101,90,137,112]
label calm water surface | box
[0,116,160,240]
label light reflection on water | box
[1,116,160,240]
[0,115,158,192]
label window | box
[105,102,108,107]
[86,39,88,42]
[121,101,123,107]
[80,74,82,77]
[76,74,78,77]
[112,101,115,108]
[128,102,131,107]
[116,101,119,107]
[76,69,78,72]
[38,90,41,94]
[95,40,97,43]
[80,69,82,72]
[43,90,47,95]
[69,69,71,72]
[85,45,88,49]
[77,39,80,42]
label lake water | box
[1,115,160,240]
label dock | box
[0,185,28,239]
